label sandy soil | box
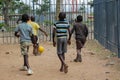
[0,40,120,80]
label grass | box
[85,40,114,59]
[85,40,120,71]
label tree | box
[0,0,21,26]
[0,0,32,27]
[17,2,31,14]
[79,2,86,13]
[34,0,50,22]
[35,0,50,14]
[88,1,93,8]
[87,1,94,16]
[56,0,61,20]
[0,0,12,26]
[10,1,31,14]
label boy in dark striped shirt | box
[52,12,70,73]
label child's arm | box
[67,27,71,45]
[68,25,75,41]
[39,28,48,37]
[84,25,88,37]
[14,26,20,38]
[52,28,56,47]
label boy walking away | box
[52,12,70,73]
[28,16,48,56]
[14,14,34,75]
[68,15,88,62]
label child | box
[68,15,88,62]
[52,12,70,73]
[28,16,48,56]
[14,14,34,75]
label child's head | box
[21,14,29,22]
[58,12,66,20]
[30,16,35,21]
[76,15,83,22]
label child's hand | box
[67,40,71,45]
[16,35,20,38]
[53,42,56,47]
[15,32,20,38]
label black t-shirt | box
[71,22,88,39]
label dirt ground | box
[0,40,120,80]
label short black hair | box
[77,15,83,22]
[58,12,66,20]
[30,16,35,21]
[21,14,29,22]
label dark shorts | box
[31,35,39,44]
[76,38,86,49]
[57,38,67,54]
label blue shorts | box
[57,38,67,54]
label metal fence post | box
[117,0,120,58]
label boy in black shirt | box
[68,15,88,62]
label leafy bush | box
[0,23,5,29]
[43,20,53,26]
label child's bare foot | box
[60,66,64,72]
[74,58,82,62]
[34,53,41,56]
[64,64,68,73]
[74,55,82,62]
[60,68,64,72]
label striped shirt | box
[54,20,70,38]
